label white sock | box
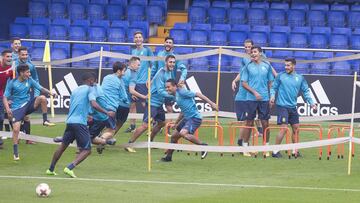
[273,150,279,154]
[243,142,248,147]
[292,149,296,154]
[266,142,270,146]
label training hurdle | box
[296,124,323,160]
[341,127,358,158]
[327,124,350,160]
[263,126,291,159]
[228,121,259,157]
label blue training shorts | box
[131,83,148,102]
[62,124,91,150]
[89,117,116,139]
[12,98,37,123]
[116,105,129,124]
[142,105,165,123]
[276,105,299,125]
[176,117,202,134]
[245,101,270,120]
[235,101,247,121]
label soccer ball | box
[35,183,51,197]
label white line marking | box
[0,175,359,192]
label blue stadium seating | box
[51,48,68,66]
[170,29,187,44]
[192,23,211,31]
[228,8,246,24]
[53,43,70,54]
[52,19,71,28]
[146,5,164,24]
[49,25,67,40]
[87,4,104,20]
[331,3,349,11]
[251,2,269,9]
[272,50,293,72]
[29,1,47,18]
[31,48,45,61]
[130,21,149,39]
[310,34,328,48]
[310,3,329,11]
[130,0,148,6]
[212,24,231,32]
[289,33,308,48]
[189,30,208,45]
[189,7,207,24]
[73,19,90,29]
[73,0,89,3]
[291,3,309,10]
[49,2,66,19]
[69,26,87,40]
[288,9,306,27]
[270,32,287,47]
[248,31,267,46]
[272,26,291,33]
[208,7,226,24]
[209,55,231,72]
[209,30,227,45]
[333,27,351,37]
[312,52,333,74]
[293,51,313,59]
[212,0,230,8]
[292,26,311,35]
[348,12,360,28]
[232,24,250,32]
[351,4,360,11]
[190,56,209,71]
[108,27,126,42]
[92,20,110,28]
[149,0,168,14]
[33,17,50,28]
[228,31,247,46]
[252,25,270,34]
[110,0,127,5]
[268,9,286,26]
[127,27,146,41]
[247,8,266,25]
[332,61,352,75]
[127,5,145,21]
[111,20,129,29]
[307,10,326,27]
[173,23,191,30]
[328,11,346,27]
[192,0,210,8]
[72,48,89,68]
[72,44,92,51]
[10,24,28,38]
[15,17,32,25]
[69,3,86,20]
[329,34,348,49]
[312,26,331,38]
[29,24,47,39]
[107,4,124,20]
[88,26,106,41]
[91,0,108,4]
[351,34,360,49]
[271,2,289,10]
[107,45,130,67]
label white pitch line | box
[0,175,359,193]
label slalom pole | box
[214,47,222,138]
[147,67,152,172]
[98,47,104,84]
[43,40,55,118]
[347,72,358,175]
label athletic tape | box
[352,137,360,144]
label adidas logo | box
[297,80,338,116]
[46,73,78,109]
[165,76,214,113]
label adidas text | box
[298,103,338,116]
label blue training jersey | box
[150,68,174,107]
[241,61,274,101]
[119,68,137,108]
[66,85,94,125]
[151,50,187,81]
[132,46,154,84]
[89,84,110,121]
[101,74,127,111]
[270,72,314,108]
[176,88,202,119]
[4,77,42,110]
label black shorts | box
[12,98,37,123]
[62,124,91,150]
[116,105,130,124]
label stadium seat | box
[190,56,209,71]
[89,45,110,67]
[130,0,148,6]
[293,51,313,59]
[312,52,333,74]
[228,8,246,24]
[307,11,326,27]
[333,27,351,37]
[127,5,145,21]
[268,9,286,26]
[192,0,210,8]
[231,1,249,9]
[252,25,270,34]
[310,34,328,48]
[251,2,269,9]
[72,49,89,68]
[209,55,231,72]
[328,11,346,27]
[348,12,360,28]
[127,27,145,41]
[351,35,360,49]
[69,3,86,20]
[232,24,250,33]
[108,27,126,42]
[110,0,127,5]
[189,30,208,45]
[272,26,291,33]
[111,20,129,29]
[87,4,104,20]
[49,25,67,40]
[329,34,348,49]
[248,32,267,47]
[247,8,266,25]
[88,26,106,41]
[29,2,47,18]
[15,17,32,25]
[53,43,70,54]
[292,26,311,35]
[169,29,188,44]
[189,6,207,24]
[212,0,230,8]
[52,19,71,28]
[91,0,108,4]
[228,31,247,46]
[130,21,149,39]
[212,24,231,32]
[291,3,309,10]
[192,23,211,31]
[107,4,124,20]
[209,30,227,46]
[332,61,352,75]
[288,9,306,27]
[146,5,164,24]
[351,4,360,11]
[331,3,349,11]
[353,28,360,35]
[175,47,193,55]
[51,48,68,66]
[72,0,89,3]
[272,50,293,72]
[33,17,50,28]
[208,7,226,24]
[289,33,308,48]
[29,24,47,39]
[91,20,110,28]
[149,0,168,14]
[270,32,288,47]
[9,24,27,38]
[49,2,66,19]
[173,23,191,30]
[312,26,331,38]
[111,45,130,53]
[271,2,289,10]
[72,19,90,30]
[73,44,92,51]
[31,48,45,61]
[69,26,87,41]
[310,3,329,11]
